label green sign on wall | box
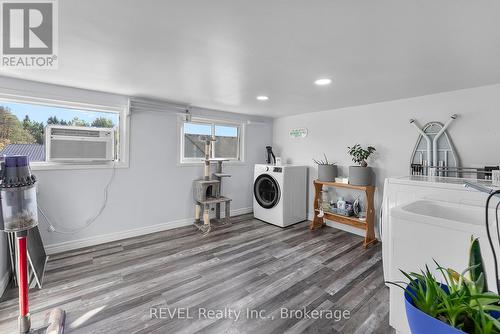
[289,128,308,138]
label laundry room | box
[1,2,500,334]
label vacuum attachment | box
[45,308,66,334]
[266,146,276,165]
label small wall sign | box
[289,128,308,138]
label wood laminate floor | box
[0,215,393,333]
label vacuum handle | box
[16,232,31,333]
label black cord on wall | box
[485,190,500,293]
[496,201,500,253]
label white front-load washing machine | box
[253,164,307,227]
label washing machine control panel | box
[273,167,282,173]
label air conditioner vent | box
[51,128,103,137]
[46,125,115,162]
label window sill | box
[30,161,129,171]
[177,160,246,167]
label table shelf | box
[314,209,367,230]
[314,180,370,191]
[310,180,377,248]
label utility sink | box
[388,199,498,334]
[392,200,487,232]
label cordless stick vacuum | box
[0,156,65,334]
[0,156,38,333]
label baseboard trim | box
[0,269,10,298]
[45,207,253,255]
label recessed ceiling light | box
[256,95,269,101]
[314,78,332,86]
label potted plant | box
[313,154,337,182]
[347,144,376,185]
[388,237,500,334]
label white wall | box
[0,77,272,294]
[273,84,500,232]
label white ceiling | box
[2,0,500,117]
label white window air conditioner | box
[45,125,115,162]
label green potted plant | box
[388,237,500,334]
[313,154,337,182]
[347,144,376,185]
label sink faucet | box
[464,181,500,198]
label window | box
[0,97,128,168]
[180,118,243,163]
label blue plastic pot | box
[404,288,465,334]
[404,284,500,334]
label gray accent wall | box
[36,107,272,247]
[0,77,273,294]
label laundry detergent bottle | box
[337,197,346,211]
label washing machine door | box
[254,174,281,209]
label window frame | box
[179,116,245,165]
[0,93,130,170]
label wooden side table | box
[310,180,377,248]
